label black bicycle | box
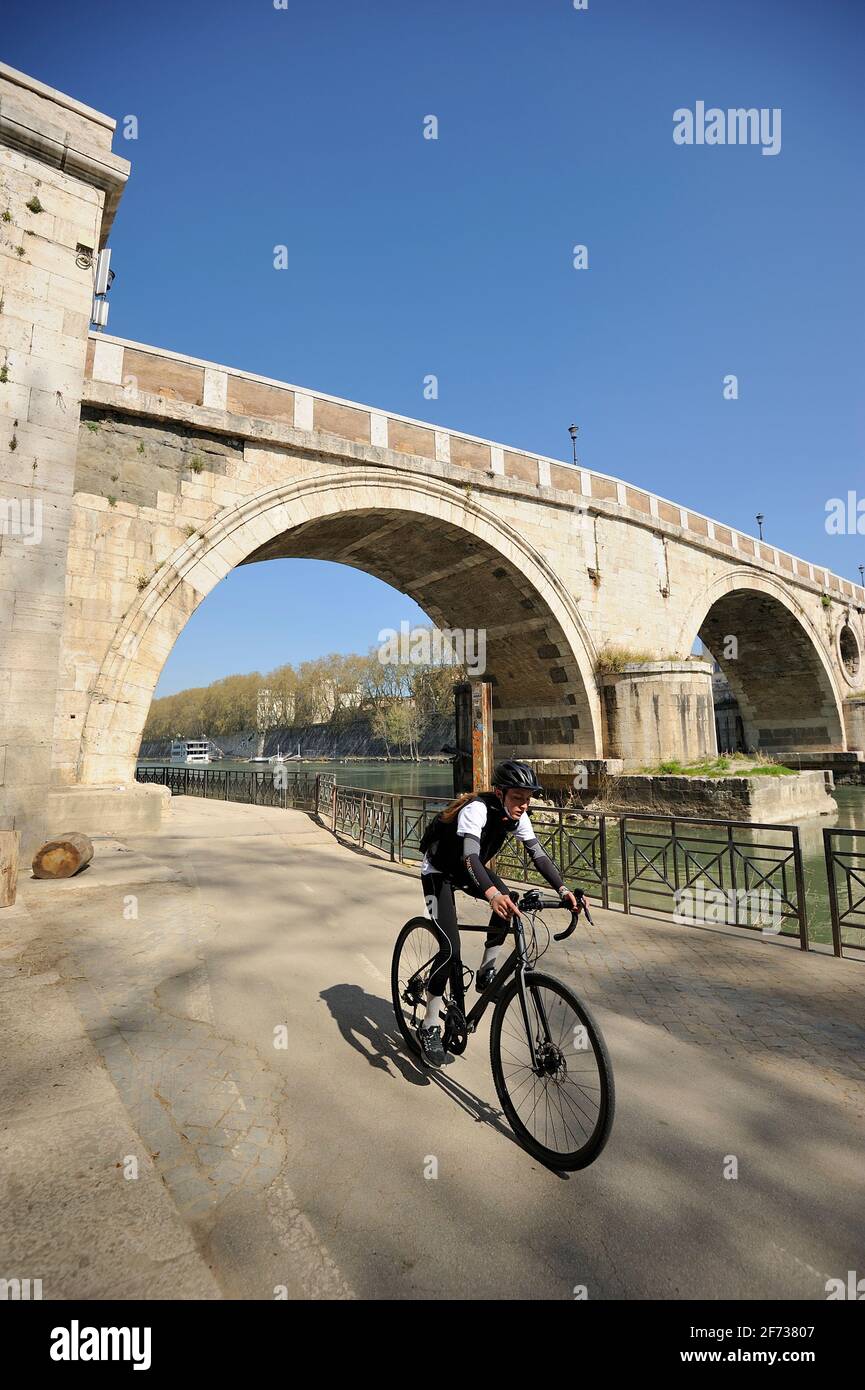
[391,888,615,1169]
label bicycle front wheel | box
[490,971,615,1170]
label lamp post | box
[568,423,579,466]
[756,513,764,541]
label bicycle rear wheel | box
[489,971,614,1170]
[391,917,443,1057]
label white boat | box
[171,738,214,764]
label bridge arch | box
[677,570,847,753]
[77,468,604,785]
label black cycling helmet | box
[492,759,543,794]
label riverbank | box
[139,713,455,763]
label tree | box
[142,624,467,747]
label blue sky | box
[5,0,863,694]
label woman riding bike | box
[417,759,586,1067]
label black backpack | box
[417,792,515,866]
[418,812,444,856]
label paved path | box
[5,797,865,1299]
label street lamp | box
[568,423,579,466]
[756,513,765,541]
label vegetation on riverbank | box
[142,632,466,760]
[640,754,797,777]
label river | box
[137,756,457,797]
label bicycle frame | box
[445,913,546,1072]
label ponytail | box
[440,788,498,822]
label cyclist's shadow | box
[319,983,519,1149]
[320,983,425,1085]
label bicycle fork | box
[513,967,545,1072]
[510,916,551,1074]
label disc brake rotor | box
[536,1041,566,1078]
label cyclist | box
[417,759,586,1067]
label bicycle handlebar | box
[517,887,594,937]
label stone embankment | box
[140,715,455,762]
[586,770,837,823]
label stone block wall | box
[592,770,836,823]
[600,662,718,769]
[0,63,127,852]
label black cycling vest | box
[422,792,521,879]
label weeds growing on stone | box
[642,754,796,778]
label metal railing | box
[823,828,865,958]
[617,813,808,948]
[136,762,320,811]
[496,809,611,905]
[136,765,863,957]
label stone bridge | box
[2,63,864,851]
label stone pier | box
[0,64,128,852]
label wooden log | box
[31,831,94,880]
[0,830,20,907]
